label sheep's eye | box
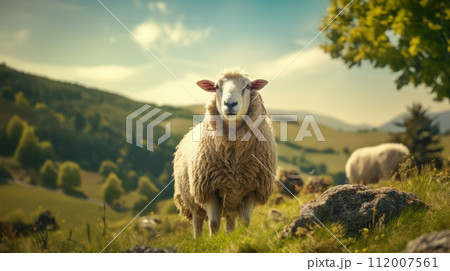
[215,85,221,91]
[242,85,250,95]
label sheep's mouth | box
[226,112,236,116]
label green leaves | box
[321,0,450,101]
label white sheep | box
[345,143,410,184]
[173,69,277,238]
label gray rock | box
[123,246,177,253]
[282,184,426,238]
[403,230,450,253]
[304,176,332,194]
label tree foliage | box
[15,91,30,107]
[321,0,450,100]
[39,160,58,188]
[14,126,44,168]
[102,172,124,204]
[57,161,81,190]
[391,103,442,167]
[7,115,26,152]
[136,176,159,200]
[98,160,118,178]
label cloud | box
[148,2,167,14]
[130,72,212,106]
[133,19,210,48]
[74,65,141,82]
[255,47,331,78]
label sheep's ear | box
[197,80,216,92]
[250,79,268,91]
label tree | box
[321,0,450,100]
[102,172,124,204]
[57,161,81,190]
[7,115,26,152]
[39,160,58,188]
[391,103,442,167]
[132,195,151,214]
[98,160,118,178]
[136,176,159,200]
[14,126,44,168]
[15,91,30,107]
[124,170,138,191]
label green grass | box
[0,183,129,229]
[1,164,448,252]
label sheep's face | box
[197,77,268,121]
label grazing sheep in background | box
[173,69,277,238]
[345,143,410,184]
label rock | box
[304,176,331,194]
[123,245,177,253]
[134,216,161,234]
[276,169,304,196]
[282,184,426,238]
[403,230,450,253]
[268,209,284,221]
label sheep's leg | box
[240,192,256,227]
[225,216,236,234]
[192,212,203,239]
[205,194,221,236]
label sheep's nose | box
[224,101,237,110]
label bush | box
[40,141,55,160]
[6,115,26,152]
[136,176,159,200]
[14,126,45,168]
[57,161,81,190]
[39,160,58,188]
[34,102,49,112]
[132,195,151,214]
[14,92,29,107]
[98,160,118,178]
[102,172,124,204]
[3,209,28,229]
[124,170,138,191]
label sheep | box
[345,143,410,184]
[173,69,277,238]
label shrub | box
[132,195,150,214]
[136,176,159,200]
[14,126,44,168]
[34,102,48,112]
[124,170,138,191]
[39,160,58,188]
[3,209,28,229]
[102,172,124,204]
[6,115,26,152]
[57,161,81,190]
[14,92,29,107]
[98,160,118,178]
[40,141,55,160]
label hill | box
[379,110,450,133]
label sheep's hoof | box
[209,221,220,236]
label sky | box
[0,0,448,126]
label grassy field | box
[1,165,448,253]
[0,183,129,229]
